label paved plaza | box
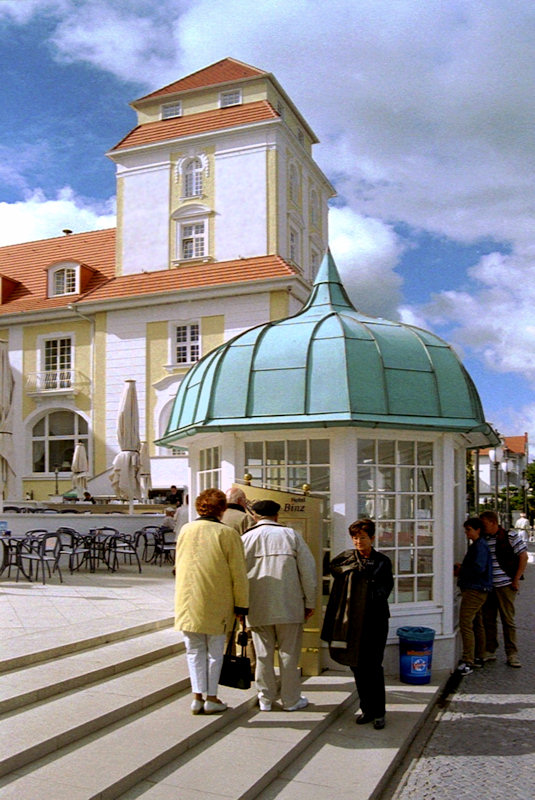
[1,550,533,798]
[390,553,535,800]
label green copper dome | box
[158,251,497,445]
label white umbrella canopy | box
[110,380,141,512]
[71,442,89,498]
[0,340,15,512]
[139,441,152,502]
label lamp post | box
[501,459,512,530]
[522,470,528,516]
[488,445,504,516]
[54,464,59,496]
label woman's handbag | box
[219,619,251,690]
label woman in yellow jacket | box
[175,488,249,714]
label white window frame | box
[48,262,80,297]
[356,437,435,604]
[289,226,300,264]
[161,101,182,119]
[310,247,321,275]
[289,163,300,205]
[173,321,201,366]
[309,188,320,228]
[36,333,74,391]
[219,88,242,108]
[198,445,221,491]
[179,220,206,260]
[183,157,203,198]
[30,409,89,475]
[172,204,211,264]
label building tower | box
[108,58,334,281]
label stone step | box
[0,651,191,778]
[0,613,174,673]
[0,685,262,799]
[117,675,356,800]
[0,627,183,714]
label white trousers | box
[182,631,226,695]
[251,623,303,708]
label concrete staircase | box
[0,619,358,800]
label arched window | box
[31,410,88,474]
[48,263,79,297]
[289,164,299,204]
[183,158,203,198]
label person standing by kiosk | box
[321,518,393,730]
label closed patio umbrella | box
[71,442,89,499]
[139,441,152,502]
[110,379,141,513]
[0,340,15,513]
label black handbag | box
[219,619,251,690]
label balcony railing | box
[25,370,89,396]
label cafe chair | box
[56,527,90,573]
[17,532,63,585]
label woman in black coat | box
[321,518,393,729]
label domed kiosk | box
[158,250,498,670]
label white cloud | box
[2,0,534,439]
[404,247,535,382]
[329,207,403,318]
[7,1,535,248]
[0,189,115,246]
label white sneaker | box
[190,698,204,715]
[283,695,308,711]
[204,699,227,714]
[258,699,272,711]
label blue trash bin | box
[396,626,435,685]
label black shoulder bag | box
[219,619,251,690]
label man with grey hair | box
[221,486,255,535]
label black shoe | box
[473,658,484,669]
[355,713,374,725]
[457,661,473,675]
[373,717,385,730]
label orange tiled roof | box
[480,433,528,456]
[135,58,266,102]
[111,101,279,152]
[83,256,298,302]
[0,227,298,315]
[504,434,528,454]
[0,229,115,316]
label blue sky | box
[0,0,533,453]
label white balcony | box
[25,370,89,399]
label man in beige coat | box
[242,499,316,712]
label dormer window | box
[162,101,182,119]
[48,262,79,297]
[219,88,242,108]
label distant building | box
[478,433,529,505]
[0,58,333,501]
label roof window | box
[219,89,242,108]
[161,101,182,119]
